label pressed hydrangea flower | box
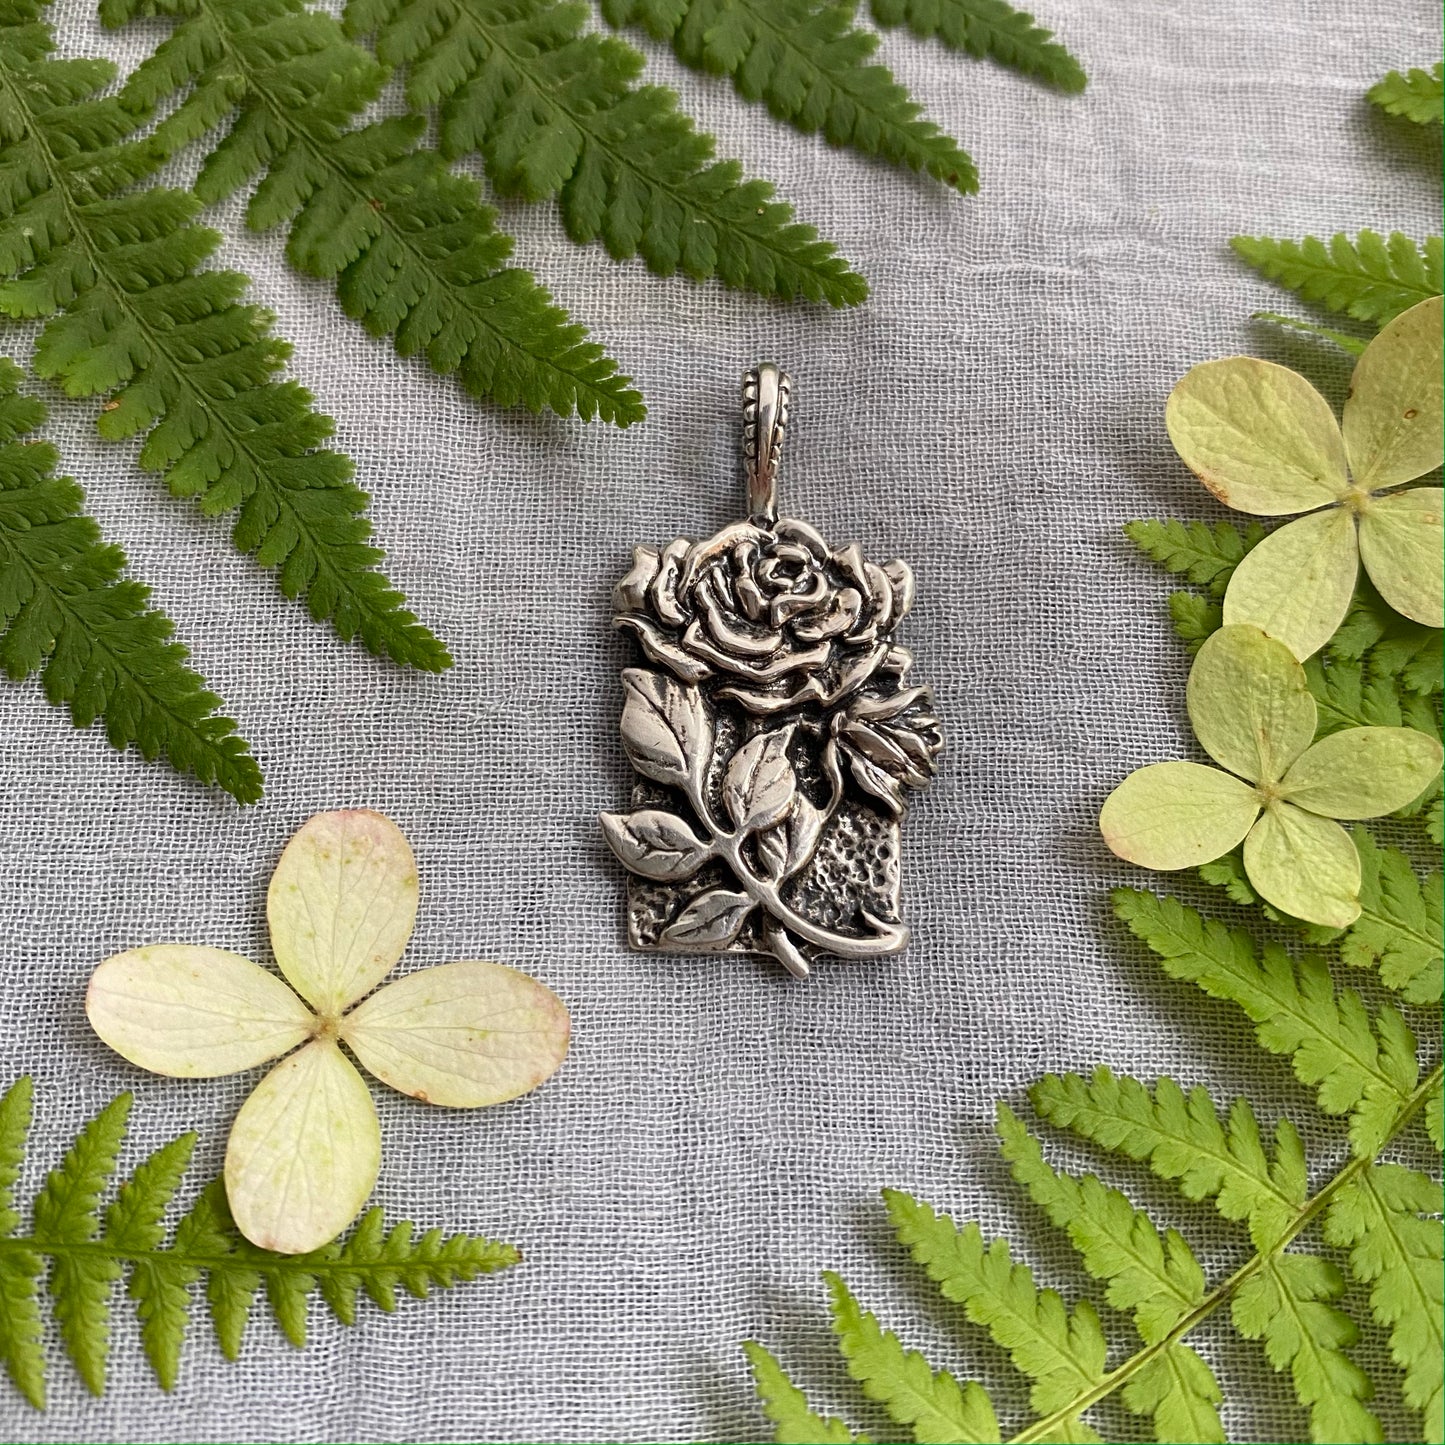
[1100,625,1442,927]
[87,810,570,1254]
[1165,294,1443,660]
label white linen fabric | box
[0,0,1439,1439]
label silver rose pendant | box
[601,364,942,979]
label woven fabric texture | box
[0,0,1439,1439]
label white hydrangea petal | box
[1341,295,1444,491]
[87,945,314,1078]
[1243,804,1361,928]
[1100,762,1261,870]
[224,1039,381,1255]
[1358,487,1444,629]
[1220,509,1359,662]
[1280,727,1445,819]
[1186,625,1318,782]
[341,961,571,1108]
[267,810,419,1017]
[1165,357,1349,514]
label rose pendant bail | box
[742,362,791,525]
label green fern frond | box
[0,1077,518,1409]
[0,1,450,673]
[1230,231,1443,328]
[343,0,868,308]
[102,0,644,426]
[1031,1069,1306,1249]
[883,1188,1106,1435]
[1165,591,1222,654]
[867,0,1084,91]
[599,0,979,193]
[1232,1252,1382,1443]
[1367,63,1445,126]
[744,1342,872,1444]
[0,361,262,802]
[1324,1163,1443,1438]
[1329,582,1443,697]
[825,1271,1001,1443]
[1342,829,1442,1004]
[1113,889,1418,1156]
[1122,518,1265,596]
[1250,310,1369,355]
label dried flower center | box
[1341,485,1374,515]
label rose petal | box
[225,1039,381,1254]
[1221,508,1359,661]
[612,545,660,614]
[1341,295,1444,492]
[773,517,830,559]
[695,572,785,659]
[678,524,769,599]
[341,961,570,1109]
[1165,357,1349,514]
[1280,727,1444,819]
[819,641,891,706]
[791,588,862,641]
[1100,761,1261,870]
[884,559,914,626]
[87,945,314,1078]
[1186,624,1318,782]
[267,810,420,1017]
[716,676,826,715]
[682,619,830,679]
[613,615,711,682]
[1243,804,1361,927]
[650,538,690,628]
[862,562,894,633]
[1358,487,1444,629]
[770,570,828,624]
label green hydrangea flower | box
[1100,625,1442,927]
[1165,295,1443,660]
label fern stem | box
[187,0,639,422]
[1007,1060,1443,1443]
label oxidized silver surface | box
[600,364,942,979]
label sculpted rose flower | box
[613,518,914,714]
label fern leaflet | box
[0,1077,518,1409]
[103,0,644,426]
[0,0,449,673]
[1123,518,1263,596]
[1251,309,1369,354]
[745,1342,870,1443]
[867,0,1084,92]
[0,362,261,801]
[1329,581,1443,698]
[1323,1164,1443,1437]
[1367,63,1445,126]
[599,0,979,193]
[344,0,868,308]
[1230,230,1443,327]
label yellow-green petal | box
[1186,624,1317,781]
[1358,487,1444,628]
[267,810,419,1017]
[1165,357,1349,515]
[1221,509,1358,661]
[1243,804,1361,927]
[1100,762,1261,870]
[1280,727,1445,819]
[86,945,314,1077]
[1342,295,1444,491]
[224,1039,381,1255]
[341,961,571,1108]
